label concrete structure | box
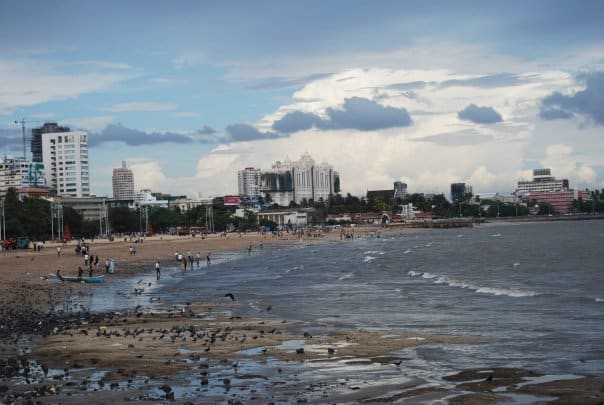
[238,167,262,199]
[260,153,339,206]
[530,189,590,214]
[172,197,213,213]
[516,168,568,197]
[450,183,472,202]
[112,161,135,200]
[257,210,307,226]
[0,157,46,197]
[41,131,90,197]
[134,189,169,208]
[55,196,107,222]
[394,181,408,199]
[31,122,70,163]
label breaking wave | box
[407,270,540,298]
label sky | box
[1,0,603,198]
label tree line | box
[2,187,603,241]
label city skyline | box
[1,1,603,198]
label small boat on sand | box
[47,274,105,284]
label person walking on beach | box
[248,243,252,255]
[206,252,211,266]
[155,259,161,280]
[196,252,201,268]
[109,259,116,273]
[77,266,83,281]
[182,256,187,272]
[94,255,99,268]
[105,258,110,273]
[57,246,61,256]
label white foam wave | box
[285,265,304,274]
[338,272,355,281]
[596,298,604,303]
[407,270,539,298]
[491,233,502,237]
[364,250,385,255]
[403,249,413,254]
[363,256,376,262]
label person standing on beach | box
[77,266,83,281]
[196,252,201,268]
[109,259,116,273]
[155,259,161,280]
[206,252,211,266]
[57,246,61,256]
[248,243,252,255]
[105,258,109,273]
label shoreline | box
[1,224,603,403]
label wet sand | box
[1,227,603,403]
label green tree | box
[109,207,139,233]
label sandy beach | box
[1,225,602,403]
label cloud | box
[171,52,203,70]
[129,160,170,191]
[198,125,217,135]
[413,129,494,146]
[441,73,532,88]
[170,111,201,118]
[0,59,136,114]
[457,104,503,124]
[248,73,332,91]
[225,123,280,142]
[0,129,22,153]
[325,97,412,130]
[539,108,574,120]
[106,102,178,112]
[271,97,412,134]
[89,124,193,147]
[540,71,604,125]
[65,115,113,131]
[271,110,324,134]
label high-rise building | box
[394,181,408,199]
[450,182,472,202]
[112,161,135,200]
[259,152,339,206]
[0,157,46,197]
[31,122,70,163]
[237,167,262,199]
[41,131,90,197]
[516,168,568,196]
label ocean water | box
[81,220,604,400]
[159,221,604,378]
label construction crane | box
[13,118,42,160]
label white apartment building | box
[42,131,90,197]
[0,157,46,197]
[260,152,338,206]
[237,167,262,198]
[112,161,135,200]
[134,189,169,208]
[516,168,568,197]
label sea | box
[85,220,604,402]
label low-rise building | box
[257,210,307,226]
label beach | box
[1,223,603,403]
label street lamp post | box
[0,199,5,241]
